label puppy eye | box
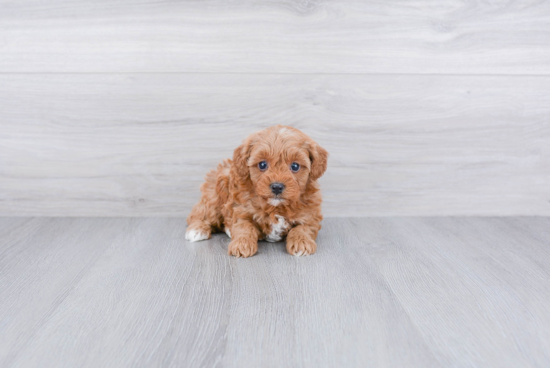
[290,162,300,172]
[258,161,268,171]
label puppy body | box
[186,125,328,257]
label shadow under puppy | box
[186,125,328,258]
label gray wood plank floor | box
[1,217,549,367]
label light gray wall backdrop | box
[1,0,549,216]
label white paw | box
[185,229,209,242]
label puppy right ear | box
[233,136,253,181]
[308,141,329,181]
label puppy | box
[185,125,328,258]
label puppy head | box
[233,125,328,206]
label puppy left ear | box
[309,142,329,181]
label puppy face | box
[233,126,328,206]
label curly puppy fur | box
[185,125,328,258]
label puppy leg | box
[286,224,319,256]
[228,219,260,258]
[186,163,229,242]
[185,200,215,242]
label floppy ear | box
[309,142,328,181]
[232,136,253,181]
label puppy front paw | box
[228,237,258,258]
[185,226,211,242]
[286,236,317,256]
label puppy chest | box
[265,215,290,242]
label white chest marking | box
[266,215,289,242]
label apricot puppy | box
[185,125,328,257]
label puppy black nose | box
[270,182,285,195]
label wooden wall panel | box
[1,0,549,73]
[1,74,548,216]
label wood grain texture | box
[1,74,549,216]
[0,217,128,366]
[1,0,550,73]
[1,217,549,367]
